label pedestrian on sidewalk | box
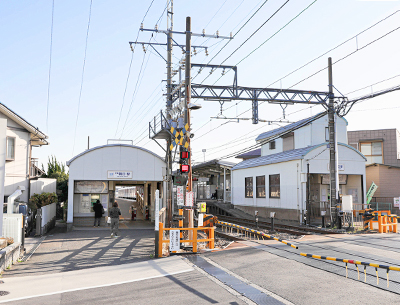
[93,200,104,227]
[109,201,121,237]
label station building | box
[66,144,166,230]
[231,112,367,224]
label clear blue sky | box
[1,0,399,169]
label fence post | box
[193,228,197,253]
[36,209,42,236]
[209,227,214,249]
[158,222,164,258]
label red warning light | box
[180,164,190,173]
[180,151,190,159]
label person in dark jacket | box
[109,201,121,237]
[93,200,104,227]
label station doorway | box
[66,144,166,230]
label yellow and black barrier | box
[217,220,298,249]
[300,252,400,287]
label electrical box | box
[342,195,353,213]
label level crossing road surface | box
[1,227,400,304]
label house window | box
[269,174,280,198]
[245,177,253,198]
[360,142,383,165]
[6,137,15,160]
[269,141,276,150]
[256,176,265,198]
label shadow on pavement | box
[4,226,155,278]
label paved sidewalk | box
[0,256,193,303]
[3,228,155,278]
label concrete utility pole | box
[166,0,174,226]
[328,57,339,225]
[185,16,194,236]
[185,16,191,192]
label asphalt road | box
[204,245,399,305]
[3,263,247,305]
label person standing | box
[93,200,104,227]
[109,201,121,237]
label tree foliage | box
[41,156,69,203]
[29,192,58,210]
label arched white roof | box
[67,144,165,182]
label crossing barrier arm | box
[217,220,298,249]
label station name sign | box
[107,171,133,179]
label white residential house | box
[0,103,48,235]
[231,112,367,224]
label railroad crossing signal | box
[169,124,189,150]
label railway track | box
[216,215,340,235]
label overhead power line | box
[114,0,156,137]
[289,24,400,89]
[72,0,93,156]
[118,1,169,138]
[46,0,55,134]
[267,9,400,88]
[191,0,270,83]
[195,8,400,143]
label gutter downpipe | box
[7,186,25,214]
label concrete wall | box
[366,164,400,198]
[30,178,57,197]
[348,129,400,167]
[0,118,6,235]
[232,143,366,223]
[3,115,31,203]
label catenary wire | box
[193,8,399,144]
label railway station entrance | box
[66,144,166,231]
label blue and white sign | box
[107,170,133,179]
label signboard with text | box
[185,191,194,207]
[75,181,108,194]
[394,197,400,208]
[177,186,184,206]
[169,230,180,252]
[107,171,133,179]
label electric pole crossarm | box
[129,41,207,49]
[140,28,233,39]
[210,117,294,123]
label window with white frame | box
[245,177,253,198]
[6,137,15,160]
[360,141,383,165]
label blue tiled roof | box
[255,112,326,142]
[232,145,320,170]
[236,148,261,159]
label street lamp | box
[202,149,206,162]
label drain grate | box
[0,291,10,296]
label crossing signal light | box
[180,151,190,159]
[180,164,190,173]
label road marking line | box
[0,268,193,303]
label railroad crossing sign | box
[170,123,190,150]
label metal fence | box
[309,201,369,229]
